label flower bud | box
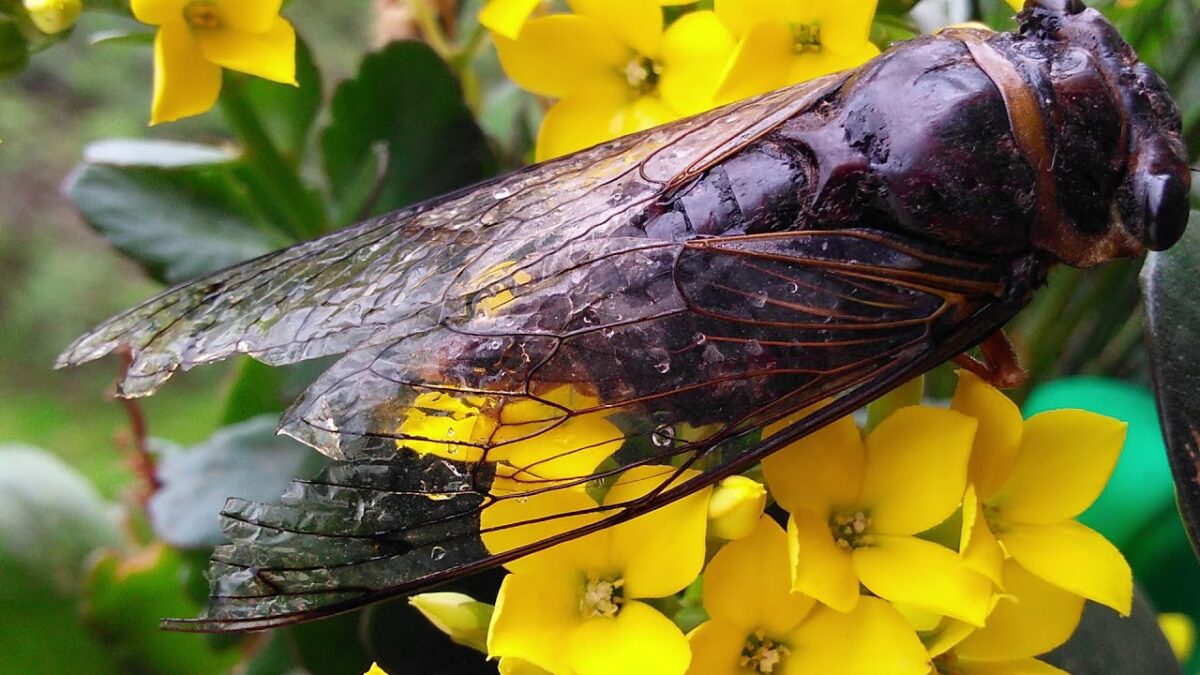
[409,592,493,653]
[23,0,82,35]
[707,475,767,540]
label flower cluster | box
[386,371,1130,675]
[480,0,881,160]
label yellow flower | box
[687,518,931,675]
[481,0,696,40]
[364,664,387,675]
[713,0,880,104]
[396,385,624,482]
[493,0,736,160]
[920,560,1083,675]
[707,475,768,540]
[761,406,994,625]
[950,371,1133,616]
[1159,613,1196,663]
[484,465,712,675]
[23,0,81,34]
[409,592,493,653]
[131,0,297,124]
[1005,0,1024,10]
[499,657,555,675]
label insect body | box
[59,0,1190,630]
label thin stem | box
[118,349,159,508]
[408,0,454,58]
[219,76,325,240]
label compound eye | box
[1136,170,1189,251]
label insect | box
[58,0,1189,631]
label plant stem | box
[408,0,454,58]
[219,76,325,240]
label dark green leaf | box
[65,139,287,283]
[286,612,373,675]
[242,37,322,163]
[88,29,155,47]
[85,545,241,675]
[321,41,496,223]
[221,359,289,425]
[1142,211,1200,561]
[147,415,325,548]
[1045,589,1180,674]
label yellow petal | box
[479,0,542,40]
[815,0,878,56]
[1159,613,1196,664]
[685,620,748,675]
[713,0,798,37]
[488,571,584,674]
[703,518,816,636]
[614,94,678,135]
[606,466,711,599]
[955,560,1084,661]
[132,0,185,25]
[989,410,1126,524]
[955,658,1069,675]
[858,406,976,535]
[151,20,223,125]
[567,0,663,57]
[568,601,691,675]
[853,535,993,626]
[707,476,767,541]
[999,520,1132,616]
[785,42,878,84]
[787,510,859,613]
[762,414,865,515]
[398,391,496,463]
[714,20,792,105]
[657,10,736,115]
[196,17,297,84]
[961,486,1005,586]
[498,656,554,675]
[499,400,624,482]
[534,78,631,161]
[926,619,978,658]
[494,15,627,98]
[1005,0,1025,10]
[215,0,282,34]
[783,598,932,675]
[951,370,1024,501]
[480,486,607,575]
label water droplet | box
[446,446,458,455]
[492,188,512,200]
[703,344,724,362]
[488,340,502,350]
[445,428,455,437]
[652,424,676,447]
[749,291,769,308]
[694,333,707,346]
[602,327,617,338]
[786,282,799,294]
[431,546,447,561]
[746,340,764,356]
[516,496,529,504]
[655,360,671,374]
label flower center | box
[790,23,821,53]
[932,651,962,675]
[580,574,624,618]
[982,502,1006,534]
[829,509,874,549]
[739,632,790,674]
[183,0,221,29]
[623,56,660,93]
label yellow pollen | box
[739,632,790,674]
[623,57,658,91]
[830,510,874,549]
[183,0,221,29]
[790,23,821,52]
[580,575,624,618]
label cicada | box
[58,0,1190,631]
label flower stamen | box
[580,574,624,618]
[739,631,790,674]
[790,23,821,52]
[183,0,221,29]
[829,510,874,549]
[623,56,660,93]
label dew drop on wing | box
[431,546,447,561]
[750,291,769,308]
[652,424,676,448]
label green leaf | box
[85,545,241,675]
[65,138,285,282]
[1045,589,1180,674]
[89,29,155,47]
[147,415,325,548]
[321,41,496,223]
[0,446,124,674]
[242,37,322,163]
[1142,211,1200,561]
[65,139,287,283]
[222,359,289,425]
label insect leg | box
[952,330,1027,389]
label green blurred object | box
[1024,377,1200,671]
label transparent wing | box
[57,75,846,397]
[166,229,1026,631]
